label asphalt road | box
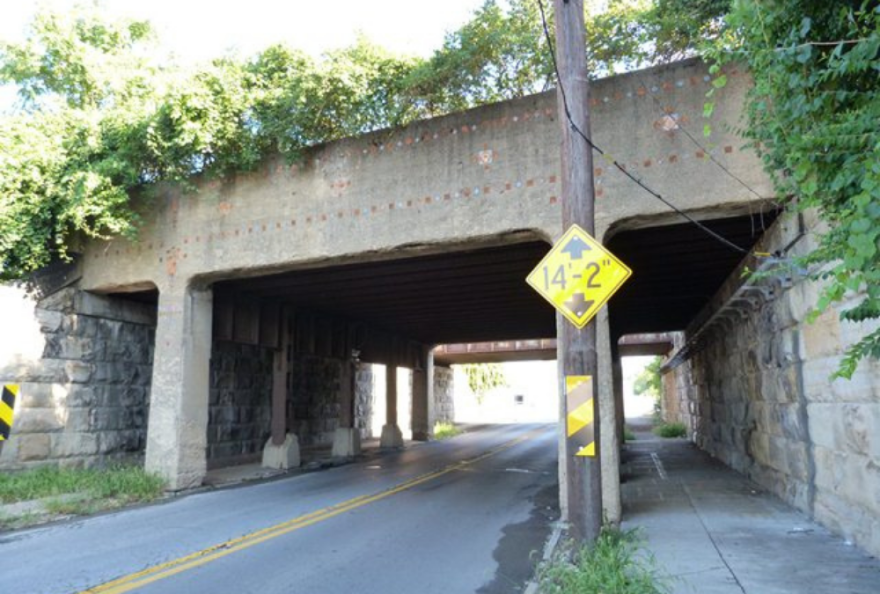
[1,423,559,594]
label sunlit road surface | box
[2,423,558,594]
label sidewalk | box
[621,419,880,594]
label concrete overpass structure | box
[3,58,878,556]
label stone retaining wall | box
[433,365,455,424]
[207,341,273,467]
[0,287,155,470]
[671,213,880,557]
[661,333,693,431]
[289,355,343,447]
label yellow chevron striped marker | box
[1,384,19,441]
[566,376,595,457]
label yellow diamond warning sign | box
[526,225,632,329]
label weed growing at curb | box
[653,422,687,439]
[538,527,671,594]
[0,465,165,504]
[433,422,463,440]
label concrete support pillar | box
[426,350,435,432]
[611,347,625,446]
[380,361,403,448]
[263,307,300,469]
[598,310,622,524]
[332,354,361,457]
[411,347,431,441]
[145,284,213,491]
[556,318,569,521]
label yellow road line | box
[80,427,547,594]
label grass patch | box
[653,422,687,438]
[539,527,670,594]
[0,465,166,505]
[0,510,43,531]
[433,421,463,440]
[623,426,637,442]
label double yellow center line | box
[80,427,545,594]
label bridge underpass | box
[189,210,779,506]
[204,240,554,470]
[605,211,778,433]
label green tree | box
[706,1,880,377]
[633,356,663,398]
[1,2,726,280]
[12,0,876,381]
[461,363,508,404]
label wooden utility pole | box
[554,0,602,542]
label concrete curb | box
[523,520,566,594]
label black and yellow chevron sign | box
[566,376,595,457]
[0,384,18,441]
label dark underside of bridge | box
[606,212,777,340]
[199,212,776,346]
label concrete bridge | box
[84,57,770,493]
[3,58,878,557]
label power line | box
[647,91,770,204]
[536,0,755,256]
[643,83,777,236]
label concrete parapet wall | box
[0,286,156,470]
[672,212,880,557]
[75,59,771,295]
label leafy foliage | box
[461,363,508,404]
[633,356,664,398]
[0,2,722,280]
[433,421,463,440]
[653,421,687,438]
[708,1,880,377]
[2,1,876,377]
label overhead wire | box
[535,0,760,257]
[643,82,776,236]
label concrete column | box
[145,283,212,491]
[598,310,622,524]
[332,353,361,457]
[411,347,431,441]
[426,350,436,432]
[263,307,300,469]
[380,360,403,448]
[555,317,569,521]
[611,346,625,445]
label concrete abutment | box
[145,285,213,491]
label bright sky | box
[0,0,486,60]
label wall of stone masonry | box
[0,287,155,470]
[288,355,344,447]
[670,213,880,557]
[433,365,455,424]
[207,341,273,468]
[661,334,694,431]
[287,358,380,446]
